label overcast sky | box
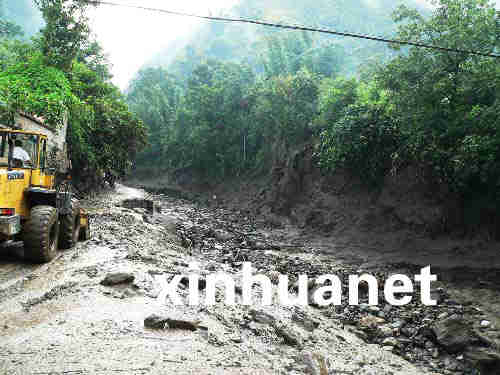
[88,0,496,89]
[88,0,239,89]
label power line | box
[84,0,500,59]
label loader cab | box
[0,129,55,190]
[0,129,56,221]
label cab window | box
[40,139,47,170]
[12,134,38,169]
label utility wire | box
[84,0,500,59]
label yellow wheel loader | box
[0,128,90,263]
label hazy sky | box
[89,0,239,89]
[88,0,496,89]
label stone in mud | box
[480,320,491,328]
[292,311,319,332]
[275,324,303,348]
[382,337,399,347]
[432,315,476,353]
[166,318,201,331]
[100,272,135,286]
[359,315,385,329]
[213,229,233,242]
[144,314,201,331]
[378,325,394,337]
[121,198,156,215]
[249,309,277,325]
[144,314,169,329]
[464,347,500,375]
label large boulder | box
[100,272,135,286]
[432,315,476,353]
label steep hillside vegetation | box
[128,0,499,238]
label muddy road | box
[0,185,498,375]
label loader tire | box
[23,206,60,264]
[59,199,81,250]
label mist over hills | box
[141,0,428,79]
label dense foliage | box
[0,0,146,187]
[0,51,77,127]
[129,0,500,231]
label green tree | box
[379,0,500,192]
[251,69,319,167]
[0,51,78,127]
[177,60,255,176]
[127,67,182,167]
[69,62,147,184]
[34,0,92,72]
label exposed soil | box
[0,183,499,375]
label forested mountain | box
[127,0,499,234]
[144,0,428,77]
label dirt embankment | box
[131,144,500,271]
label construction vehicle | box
[0,127,90,263]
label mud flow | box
[0,185,498,375]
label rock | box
[275,324,303,348]
[391,320,405,329]
[438,312,448,320]
[121,198,155,214]
[480,320,491,328]
[230,335,243,344]
[432,315,476,353]
[464,347,500,375]
[167,318,201,331]
[382,337,399,347]
[249,309,277,325]
[144,314,168,329]
[424,341,435,350]
[214,230,233,242]
[359,315,385,329]
[133,208,147,215]
[378,325,393,337]
[144,314,201,331]
[251,241,268,250]
[292,312,319,332]
[100,272,135,286]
